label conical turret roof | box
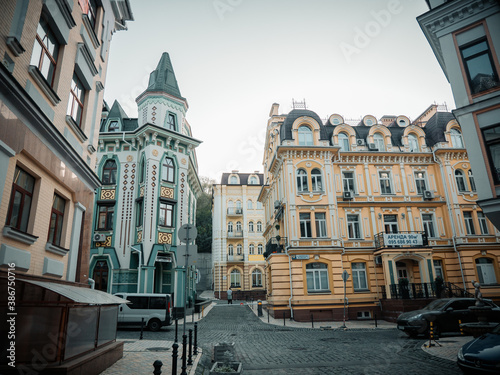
[141,52,184,100]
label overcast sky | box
[103,0,456,182]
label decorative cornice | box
[335,154,434,165]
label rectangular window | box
[422,214,436,238]
[252,271,262,287]
[135,199,143,227]
[347,214,361,239]
[478,212,489,235]
[352,262,368,291]
[460,38,499,95]
[306,263,329,292]
[47,194,65,246]
[379,171,392,195]
[342,171,355,192]
[433,260,444,280]
[7,167,35,232]
[464,212,476,235]
[482,124,500,184]
[159,202,174,227]
[30,15,59,86]
[167,113,176,131]
[315,213,327,238]
[414,172,427,195]
[97,205,114,230]
[299,213,311,238]
[67,73,85,127]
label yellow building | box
[259,103,500,322]
[212,172,267,301]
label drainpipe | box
[286,245,294,320]
[432,149,466,290]
[88,278,95,289]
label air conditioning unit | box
[423,190,435,200]
[375,256,383,266]
[356,139,365,146]
[274,200,281,209]
[343,191,354,200]
[368,143,378,151]
[93,233,106,242]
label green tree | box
[196,177,215,253]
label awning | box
[19,279,128,305]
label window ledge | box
[6,36,25,56]
[307,291,331,294]
[480,284,500,288]
[45,242,69,256]
[2,226,38,245]
[354,289,370,293]
[65,115,88,142]
[28,66,61,105]
[81,15,100,48]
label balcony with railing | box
[227,230,243,238]
[374,231,428,250]
[264,236,288,258]
[227,255,244,262]
[227,208,243,216]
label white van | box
[114,293,173,331]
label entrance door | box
[93,260,109,292]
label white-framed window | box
[230,176,238,184]
[257,244,263,254]
[167,113,176,131]
[352,262,368,291]
[311,169,323,192]
[256,221,262,232]
[228,244,234,255]
[373,133,385,151]
[422,213,437,238]
[256,201,263,209]
[297,169,308,193]
[298,125,314,146]
[450,129,464,148]
[228,221,233,232]
[248,221,254,232]
[315,212,327,238]
[236,221,242,232]
[379,171,392,195]
[468,170,476,192]
[384,215,398,234]
[408,133,419,152]
[347,214,361,239]
[252,269,262,287]
[230,269,241,287]
[433,259,444,279]
[338,132,349,151]
[237,244,242,255]
[161,158,175,183]
[342,171,355,193]
[464,212,476,235]
[300,213,311,238]
[478,212,489,235]
[236,200,242,209]
[249,244,255,255]
[247,199,253,209]
[414,171,427,195]
[476,258,497,285]
[306,263,329,292]
[455,170,467,192]
[249,176,258,184]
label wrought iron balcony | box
[381,281,473,299]
[264,236,288,258]
[227,208,243,216]
[374,231,428,250]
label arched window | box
[249,244,255,254]
[230,176,238,184]
[228,244,234,255]
[455,170,467,192]
[248,221,254,232]
[249,176,258,184]
[373,133,385,151]
[247,199,253,209]
[236,221,242,232]
[102,159,117,185]
[257,244,263,254]
[408,134,419,152]
[161,158,175,183]
[468,170,476,192]
[306,263,329,292]
[230,269,241,287]
[311,169,323,192]
[450,129,464,148]
[252,269,263,287]
[296,168,308,193]
[236,200,242,209]
[236,244,242,255]
[338,132,349,151]
[166,113,176,131]
[476,258,497,285]
[256,221,262,232]
[228,221,233,232]
[298,125,313,146]
[139,158,145,184]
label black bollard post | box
[171,342,178,375]
[257,300,263,317]
[153,360,162,375]
[374,313,378,328]
[283,311,286,326]
[194,322,198,355]
[311,314,314,329]
[175,318,178,342]
[188,329,193,365]
[180,334,187,375]
[140,318,144,340]
[267,307,270,323]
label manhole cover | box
[147,347,169,352]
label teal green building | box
[90,52,202,310]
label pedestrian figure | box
[227,287,233,304]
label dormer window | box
[230,176,238,184]
[450,129,464,148]
[373,133,385,151]
[298,126,313,146]
[167,113,176,131]
[108,121,119,132]
[408,134,419,152]
[249,176,258,185]
[338,132,349,151]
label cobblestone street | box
[116,301,462,375]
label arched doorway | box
[93,260,109,292]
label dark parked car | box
[397,298,500,338]
[458,323,500,374]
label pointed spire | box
[143,52,184,100]
[108,100,129,120]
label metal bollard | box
[140,318,144,340]
[283,311,286,326]
[153,360,162,375]
[267,307,270,323]
[311,314,314,329]
[194,322,198,355]
[458,320,464,335]
[257,300,263,317]
[180,334,187,375]
[175,318,178,342]
[171,342,178,375]
[375,313,378,328]
[188,329,193,365]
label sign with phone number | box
[383,233,423,246]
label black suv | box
[397,298,500,338]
